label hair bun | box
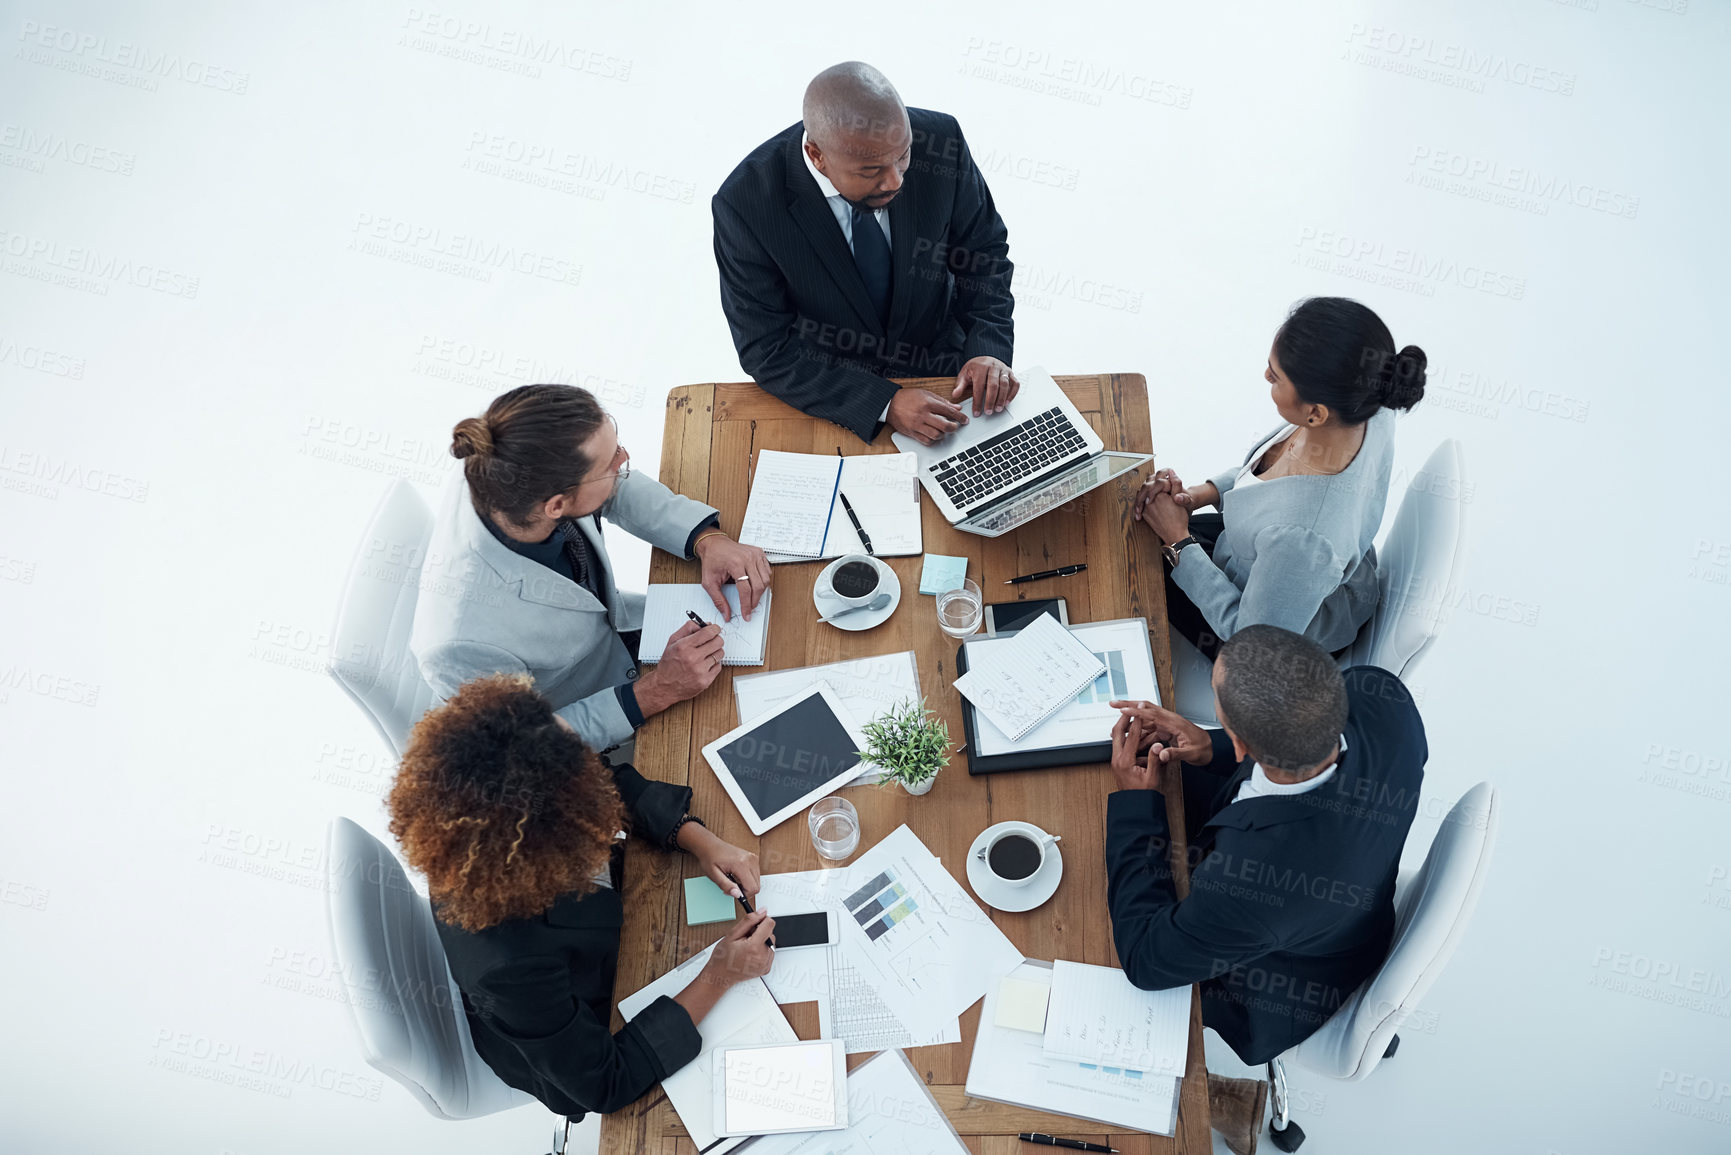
[1380,345,1427,411]
[450,417,493,460]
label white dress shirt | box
[800,132,891,250]
[1231,732,1347,805]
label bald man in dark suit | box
[712,61,1018,444]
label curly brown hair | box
[387,674,626,932]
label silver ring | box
[737,575,751,582]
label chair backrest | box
[1290,781,1500,1080]
[328,479,438,758]
[324,817,533,1119]
[1340,439,1468,678]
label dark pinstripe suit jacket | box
[712,109,1015,442]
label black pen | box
[732,880,774,947]
[1018,1134,1117,1153]
[838,491,873,555]
[686,610,709,628]
[1005,564,1087,585]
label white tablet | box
[701,684,868,836]
[712,1039,848,1137]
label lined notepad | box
[952,614,1105,741]
[740,450,922,562]
[638,585,772,666]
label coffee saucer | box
[966,820,1063,913]
[813,556,901,632]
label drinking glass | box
[808,796,860,861]
[936,579,983,639]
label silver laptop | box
[892,366,1152,538]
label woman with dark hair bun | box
[1135,297,1427,658]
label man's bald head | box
[801,62,911,209]
[803,62,907,156]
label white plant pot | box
[902,772,937,796]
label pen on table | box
[838,491,873,555]
[1005,564,1087,585]
[1017,1134,1117,1153]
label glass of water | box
[808,796,860,861]
[936,579,983,639]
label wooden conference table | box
[604,374,1212,1154]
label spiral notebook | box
[739,450,923,562]
[638,585,772,666]
[951,613,1105,741]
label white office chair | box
[1264,781,1501,1150]
[1167,438,1468,726]
[324,816,536,1120]
[327,478,438,758]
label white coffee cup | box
[977,824,1061,888]
[825,554,884,608]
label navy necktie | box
[850,205,891,325]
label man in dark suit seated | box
[1105,625,1427,1068]
[713,61,1018,445]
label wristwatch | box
[1162,535,1198,568]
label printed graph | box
[1075,649,1129,704]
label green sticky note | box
[920,553,969,596]
[684,876,737,925]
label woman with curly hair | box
[388,673,776,1120]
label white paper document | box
[639,584,771,665]
[966,960,1180,1136]
[834,825,1022,1036]
[733,652,922,785]
[971,618,1158,755]
[953,613,1106,741]
[754,869,853,1006]
[617,943,796,1154]
[822,952,962,1054]
[746,1050,970,1155]
[1041,959,1191,1078]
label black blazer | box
[712,108,1015,442]
[436,763,698,1120]
[1105,667,1427,1064]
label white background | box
[3,2,1728,1153]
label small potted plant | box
[859,697,952,796]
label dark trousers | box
[1164,513,1226,662]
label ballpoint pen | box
[1017,1134,1117,1153]
[732,879,774,946]
[686,610,710,628]
[838,491,873,555]
[1005,564,1087,585]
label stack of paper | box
[740,450,922,561]
[832,825,1022,1038]
[966,960,1182,1136]
[617,943,797,1153]
[953,613,1106,741]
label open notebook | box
[739,450,923,562]
[638,585,771,666]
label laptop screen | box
[963,453,1149,536]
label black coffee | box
[832,560,881,599]
[988,834,1041,880]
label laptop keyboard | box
[930,406,1088,510]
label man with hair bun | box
[713,61,1018,444]
[1103,625,1427,1073]
[411,384,771,753]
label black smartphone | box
[769,910,838,950]
[983,597,1069,635]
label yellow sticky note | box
[994,976,1051,1033]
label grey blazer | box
[1170,408,1395,652]
[410,466,717,750]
